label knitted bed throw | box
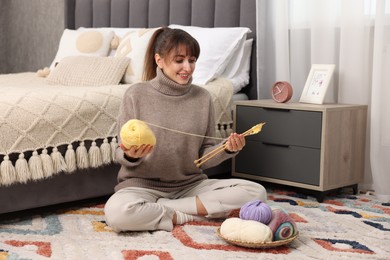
[201,78,234,138]
[0,73,233,186]
[0,72,127,185]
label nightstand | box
[232,100,367,202]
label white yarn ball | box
[220,217,273,243]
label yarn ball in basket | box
[220,217,273,243]
[239,200,273,225]
[120,119,156,149]
[268,206,298,241]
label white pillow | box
[50,29,114,69]
[114,28,160,84]
[169,24,251,85]
[222,39,253,94]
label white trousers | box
[104,178,267,232]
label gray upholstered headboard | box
[64,0,257,99]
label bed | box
[0,0,258,215]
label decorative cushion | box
[78,27,142,56]
[50,29,114,69]
[114,28,160,84]
[169,25,251,85]
[46,56,130,86]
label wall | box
[0,1,6,73]
[0,0,65,74]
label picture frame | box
[299,64,335,104]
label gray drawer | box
[235,140,320,186]
[236,105,322,149]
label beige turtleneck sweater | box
[114,68,236,192]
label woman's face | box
[155,45,196,85]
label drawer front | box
[234,140,320,186]
[236,105,322,148]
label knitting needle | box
[194,145,227,167]
[194,124,264,167]
[195,123,265,165]
[194,123,266,167]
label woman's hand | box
[225,133,245,153]
[120,144,154,159]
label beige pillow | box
[114,28,160,84]
[46,56,130,86]
[50,29,115,70]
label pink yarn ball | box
[239,200,273,224]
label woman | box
[104,27,266,232]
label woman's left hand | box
[225,133,245,153]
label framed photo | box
[299,64,335,104]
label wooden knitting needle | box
[194,123,266,167]
[195,145,227,167]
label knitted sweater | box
[115,68,236,192]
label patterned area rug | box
[0,188,389,259]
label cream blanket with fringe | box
[201,78,234,138]
[0,73,233,186]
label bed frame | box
[0,0,258,215]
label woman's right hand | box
[120,144,154,159]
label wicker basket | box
[217,228,299,249]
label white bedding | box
[0,73,233,185]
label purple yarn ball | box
[239,200,273,224]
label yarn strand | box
[145,122,226,140]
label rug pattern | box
[0,190,389,259]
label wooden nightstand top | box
[234,99,367,112]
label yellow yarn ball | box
[120,119,156,149]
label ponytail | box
[143,27,166,81]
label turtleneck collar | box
[150,68,192,96]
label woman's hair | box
[143,27,200,81]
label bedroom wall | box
[0,1,6,73]
[0,0,65,74]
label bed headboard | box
[64,0,257,99]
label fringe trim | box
[215,122,233,138]
[0,123,232,186]
[110,137,118,163]
[89,141,102,168]
[15,153,30,183]
[0,137,119,186]
[0,155,17,186]
[100,138,112,165]
[76,141,89,169]
[65,144,77,173]
[41,148,54,178]
[29,151,45,180]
